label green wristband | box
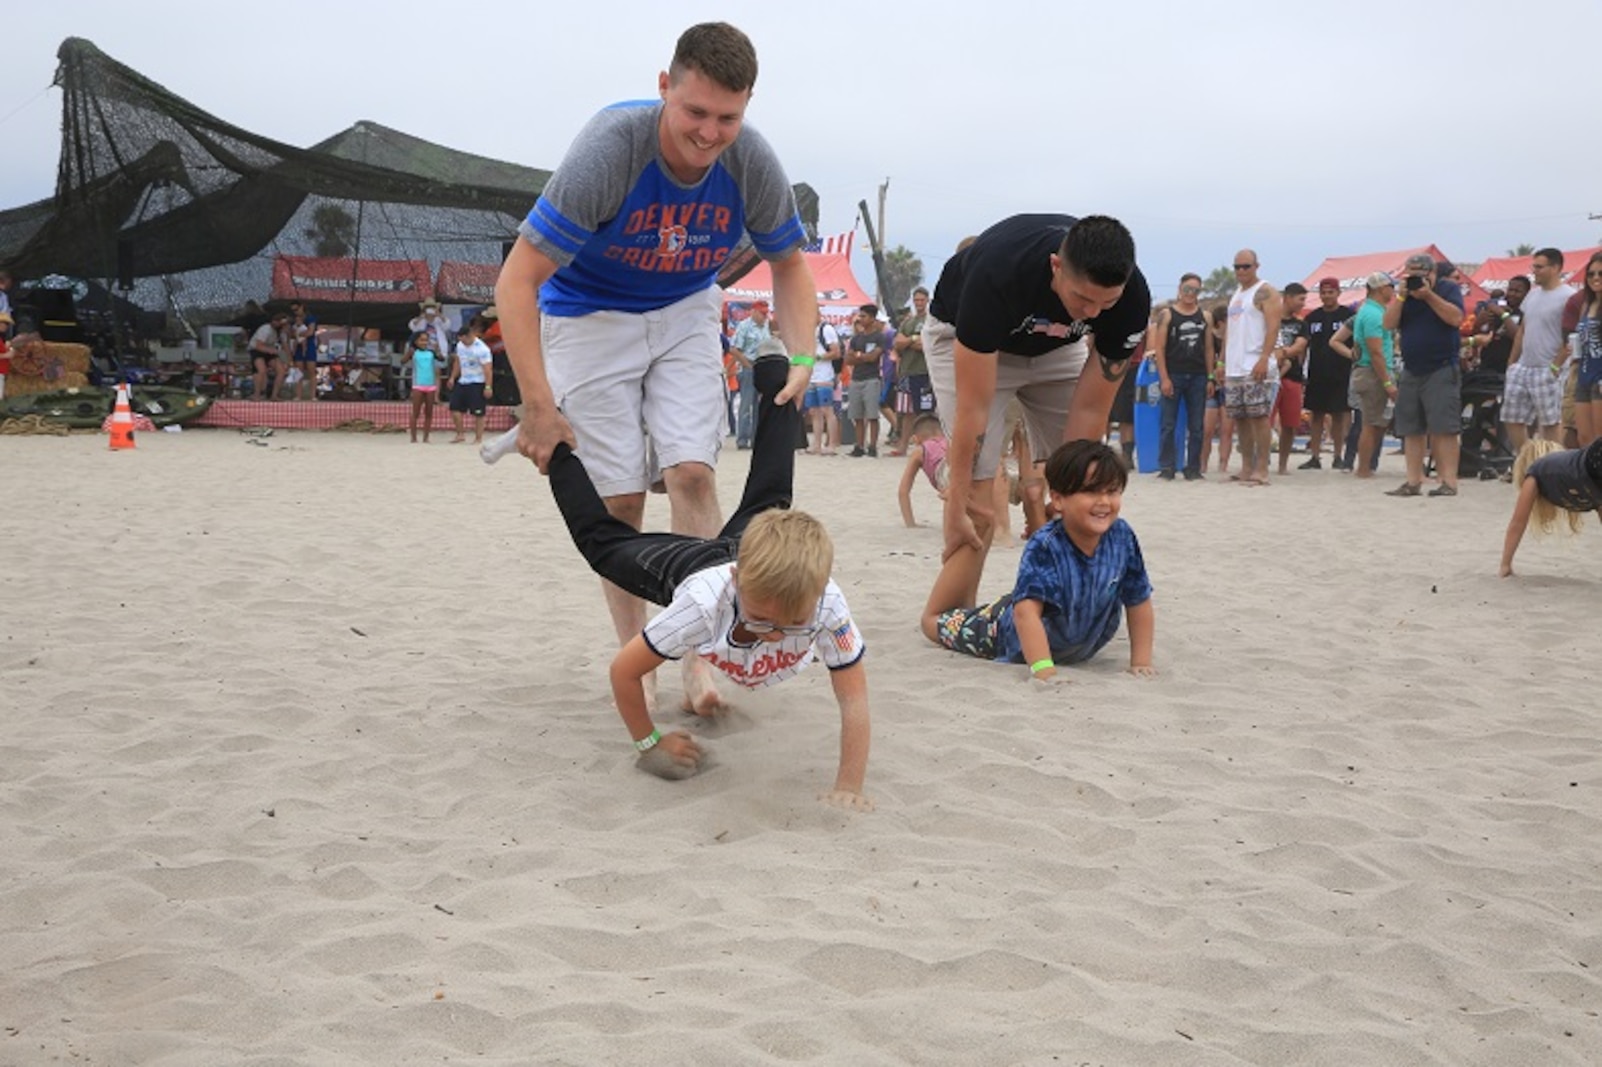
[1030,659,1054,674]
[789,354,816,368]
[633,728,662,753]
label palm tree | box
[880,245,924,316]
[305,204,357,258]
[1507,243,1535,257]
[1201,265,1238,300]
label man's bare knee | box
[602,492,646,530]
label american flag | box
[832,621,858,654]
[803,231,855,257]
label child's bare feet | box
[681,657,728,717]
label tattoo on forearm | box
[1097,353,1131,382]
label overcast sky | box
[4,0,1599,300]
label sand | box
[2,426,1599,1066]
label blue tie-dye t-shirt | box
[994,518,1152,665]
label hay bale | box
[42,342,92,374]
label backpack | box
[819,322,843,373]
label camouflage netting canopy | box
[0,38,817,334]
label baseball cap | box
[1585,437,1602,486]
[755,336,787,359]
[1436,260,1456,277]
[1366,271,1395,289]
[1318,277,1340,290]
[750,299,769,311]
[1404,253,1435,272]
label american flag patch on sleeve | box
[832,621,857,654]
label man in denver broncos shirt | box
[922,214,1152,602]
[496,22,818,717]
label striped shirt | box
[994,519,1152,665]
[642,563,864,690]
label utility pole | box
[857,198,891,325]
[877,178,889,256]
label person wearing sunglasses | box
[1569,251,1602,446]
[544,345,872,810]
[1220,250,1281,486]
[1150,272,1213,481]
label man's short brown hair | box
[670,23,758,93]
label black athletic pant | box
[548,354,799,606]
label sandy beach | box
[2,426,1599,1066]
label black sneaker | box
[867,445,878,458]
[1298,456,1322,470]
[1157,470,1176,480]
[1183,470,1204,481]
[849,446,865,458]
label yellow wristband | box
[1029,659,1054,674]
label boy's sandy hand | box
[636,731,703,780]
[1029,672,1067,689]
[819,790,874,812]
[1127,664,1158,678]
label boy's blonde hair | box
[1512,439,1584,536]
[735,509,832,612]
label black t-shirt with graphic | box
[929,213,1151,362]
[1277,318,1309,383]
[1304,305,1355,362]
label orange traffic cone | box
[109,383,136,451]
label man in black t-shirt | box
[1273,283,1310,476]
[1301,277,1357,470]
[923,214,1151,573]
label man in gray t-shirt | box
[1504,248,1577,449]
[493,22,820,718]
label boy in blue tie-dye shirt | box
[921,440,1156,680]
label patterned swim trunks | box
[934,595,1012,660]
[1223,377,1274,420]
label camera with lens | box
[1405,274,1427,292]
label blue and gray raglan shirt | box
[519,101,806,317]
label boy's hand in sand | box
[1498,562,1514,578]
[819,790,874,813]
[1128,664,1158,678]
[636,731,703,780]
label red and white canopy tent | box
[1299,244,1490,311]
[1470,247,1598,293]
[722,251,874,329]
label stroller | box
[1457,369,1513,479]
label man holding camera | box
[1381,254,1465,497]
